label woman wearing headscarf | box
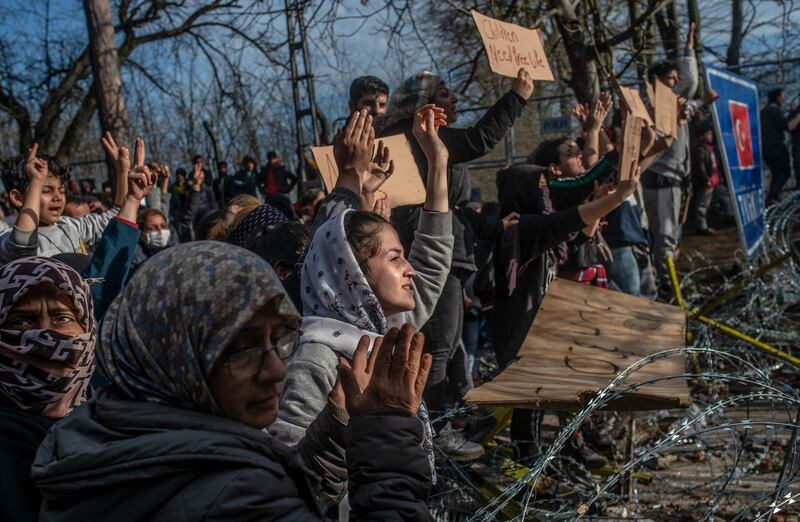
[0,258,96,522]
[32,241,435,521]
[271,106,453,504]
[376,68,534,455]
[228,202,290,250]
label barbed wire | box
[430,194,800,520]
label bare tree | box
[84,0,130,178]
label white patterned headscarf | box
[301,209,389,335]
[301,210,437,481]
[0,257,96,417]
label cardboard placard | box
[310,133,426,208]
[471,10,554,81]
[654,78,679,138]
[464,279,689,411]
[619,116,644,181]
[618,85,654,127]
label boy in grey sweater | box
[0,142,126,263]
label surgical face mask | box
[145,229,171,249]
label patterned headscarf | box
[301,209,389,335]
[0,257,96,416]
[377,71,443,135]
[98,241,300,414]
[301,211,437,480]
[228,204,289,249]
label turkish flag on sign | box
[729,100,754,169]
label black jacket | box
[224,169,259,203]
[691,142,715,189]
[0,404,54,522]
[492,165,586,367]
[379,91,527,273]
[32,388,432,521]
[258,163,298,195]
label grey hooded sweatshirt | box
[269,188,453,501]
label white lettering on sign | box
[736,189,762,226]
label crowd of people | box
[0,19,796,520]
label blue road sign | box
[705,66,765,259]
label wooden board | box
[471,10,554,81]
[618,85,654,127]
[619,115,644,181]
[654,78,679,138]
[310,133,426,208]
[464,279,689,411]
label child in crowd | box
[0,142,127,263]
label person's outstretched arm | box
[676,22,699,99]
[0,144,47,262]
[86,165,155,319]
[442,68,533,165]
[399,105,454,330]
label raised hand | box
[572,103,589,130]
[677,96,690,125]
[412,104,448,163]
[334,108,374,177]
[501,211,520,230]
[128,138,156,201]
[586,94,612,132]
[373,193,390,221]
[364,140,395,195]
[330,335,382,410]
[511,67,534,100]
[190,170,205,192]
[593,180,617,199]
[24,143,47,184]
[101,132,131,178]
[337,324,430,416]
[618,165,641,198]
[127,168,155,201]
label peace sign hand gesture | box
[24,143,47,184]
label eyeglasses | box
[218,329,299,378]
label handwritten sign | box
[464,279,689,411]
[619,115,644,181]
[310,133,426,208]
[618,85,654,127]
[654,79,678,138]
[471,10,554,81]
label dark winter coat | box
[0,404,54,522]
[492,164,586,367]
[32,388,433,521]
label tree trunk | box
[726,0,743,67]
[56,85,97,161]
[84,0,129,182]
[202,120,221,167]
[553,0,600,104]
[627,0,649,85]
[655,2,679,63]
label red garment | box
[263,162,280,196]
[559,265,609,289]
[705,142,720,188]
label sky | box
[1,0,799,165]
